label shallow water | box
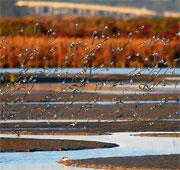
[1,119,179,124]
[0,99,179,105]
[0,119,132,123]
[0,132,180,170]
[3,83,180,95]
[0,152,93,170]
[0,67,180,170]
[0,68,180,75]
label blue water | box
[0,132,180,170]
[0,68,179,75]
[0,100,179,105]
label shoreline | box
[0,137,118,152]
[60,154,180,170]
[132,132,180,137]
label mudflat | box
[0,137,118,152]
[1,120,180,135]
[61,154,180,170]
[132,133,180,137]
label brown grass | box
[0,35,179,68]
[1,16,179,38]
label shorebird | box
[12,130,21,137]
[61,156,69,162]
[69,122,77,127]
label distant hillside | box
[40,0,180,12]
[0,0,28,16]
[0,0,180,16]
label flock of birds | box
[0,23,179,136]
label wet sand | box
[1,91,180,102]
[0,138,118,152]
[1,74,179,166]
[1,87,179,120]
[0,130,100,136]
[1,75,179,121]
[1,101,179,120]
[2,130,180,138]
[1,120,180,135]
[61,154,180,170]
